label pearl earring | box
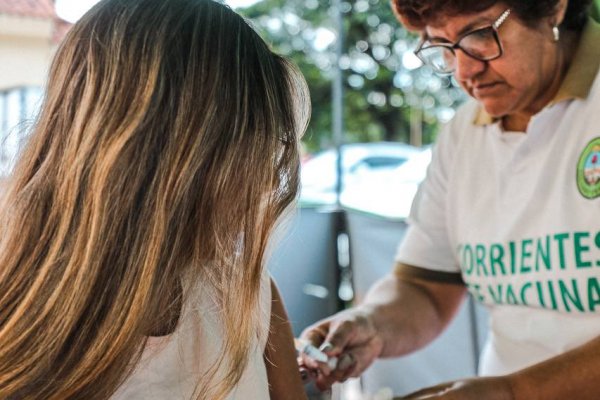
[553,26,560,41]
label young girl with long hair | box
[0,0,310,398]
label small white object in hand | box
[294,338,338,370]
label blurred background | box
[0,0,464,185]
[1,1,599,399]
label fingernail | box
[319,342,333,353]
[300,369,308,382]
[337,354,354,371]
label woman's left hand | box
[396,376,514,400]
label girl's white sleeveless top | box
[112,269,272,400]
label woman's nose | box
[453,49,486,81]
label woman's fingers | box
[299,366,318,384]
[322,319,358,356]
[299,323,330,371]
[298,308,383,391]
[354,336,386,376]
[301,325,328,348]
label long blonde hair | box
[0,0,310,398]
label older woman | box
[301,0,600,398]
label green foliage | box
[593,0,600,21]
[239,0,465,152]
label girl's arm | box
[264,279,308,400]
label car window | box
[350,156,407,172]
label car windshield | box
[299,143,430,219]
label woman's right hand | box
[299,307,384,391]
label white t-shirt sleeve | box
[395,112,464,273]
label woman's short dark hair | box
[392,0,593,31]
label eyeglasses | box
[414,8,511,75]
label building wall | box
[0,14,55,90]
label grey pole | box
[332,0,344,206]
[330,0,354,306]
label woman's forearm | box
[360,271,466,358]
[509,335,600,400]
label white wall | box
[0,14,55,90]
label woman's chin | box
[479,100,510,119]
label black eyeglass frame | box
[414,8,511,74]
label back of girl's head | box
[0,0,309,398]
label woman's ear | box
[553,0,569,27]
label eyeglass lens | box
[459,27,500,59]
[417,27,501,74]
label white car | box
[341,147,432,219]
[300,142,423,210]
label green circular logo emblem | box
[577,137,600,199]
